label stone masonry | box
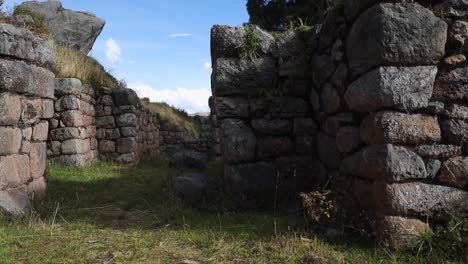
[211,1,468,248]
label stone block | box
[113,88,140,106]
[222,119,256,163]
[251,119,292,136]
[214,97,249,118]
[376,216,431,250]
[0,127,22,155]
[0,188,31,216]
[99,140,115,153]
[26,176,47,199]
[55,95,80,112]
[61,110,84,127]
[317,132,340,169]
[257,137,294,159]
[32,121,49,141]
[120,127,137,137]
[96,116,115,129]
[0,155,31,188]
[61,139,89,155]
[116,113,137,127]
[55,78,83,96]
[0,93,21,126]
[50,127,80,141]
[41,99,54,119]
[441,118,468,144]
[30,142,46,179]
[269,97,309,118]
[117,138,138,153]
[336,126,361,153]
[438,157,468,188]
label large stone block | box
[361,112,441,145]
[32,121,49,141]
[0,59,55,98]
[345,66,437,112]
[336,126,361,153]
[61,110,84,127]
[0,23,55,69]
[214,97,249,118]
[376,216,431,250]
[293,118,317,137]
[347,3,447,75]
[433,66,468,102]
[55,95,81,112]
[26,177,47,199]
[257,137,294,159]
[269,97,309,118]
[0,188,31,216]
[414,144,462,159]
[317,133,340,169]
[212,57,277,97]
[20,98,42,126]
[54,154,87,167]
[61,139,89,155]
[0,93,21,126]
[98,140,115,153]
[116,113,137,127]
[42,99,54,119]
[116,138,138,154]
[251,119,292,136]
[96,116,115,129]
[341,144,427,181]
[222,119,256,163]
[0,127,22,155]
[438,157,468,189]
[50,127,80,141]
[0,155,30,188]
[30,143,46,179]
[113,88,140,106]
[55,78,83,96]
[376,182,468,217]
[441,119,468,144]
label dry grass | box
[55,45,121,89]
[142,101,201,137]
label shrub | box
[238,25,261,61]
[300,190,334,223]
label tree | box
[246,0,329,31]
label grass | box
[142,101,202,137]
[0,158,463,264]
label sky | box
[3,0,249,114]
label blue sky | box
[3,0,249,113]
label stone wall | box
[210,1,468,247]
[48,78,98,166]
[0,23,56,215]
[96,88,160,163]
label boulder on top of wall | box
[169,150,208,168]
[347,3,447,75]
[438,157,468,189]
[212,57,277,97]
[113,88,140,106]
[0,188,31,216]
[345,66,437,112]
[341,144,428,182]
[18,0,105,53]
[0,59,55,99]
[210,25,275,61]
[375,182,468,217]
[433,66,468,102]
[0,23,55,69]
[55,78,83,96]
[222,119,256,163]
[361,112,441,145]
[434,0,468,18]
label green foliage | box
[238,25,261,61]
[410,211,468,261]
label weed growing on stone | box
[239,25,261,61]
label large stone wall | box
[210,1,468,247]
[0,23,56,215]
[48,78,98,166]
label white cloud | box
[203,62,212,73]
[105,38,122,64]
[129,83,211,114]
[168,33,192,38]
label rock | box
[347,3,447,75]
[54,154,87,167]
[225,162,276,195]
[345,66,437,112]
[169,150,208,168]
[96,116,115,129]
[98,140,115,153]
[322,113,355,136]
[0,59,55,99]
[18,1,105,53]
[361,112,441,145]
[426,159,442,179]
[116,138,138,154]
[310,88,320,112]
[376,216,431,250]
[212,57,277,97]
[99,95,114,106]
[441,104,468,119]
[336,126,361,153]
[251,119,292,136]
[173,173,209,199]
[257,137,294,159]
[0,188,31,216]
[26,177,47,199]
[0,127,22,155]
[330,64,348,90]
[55,78,83,96]
[275,30,304,58]
[434,0,468,18]
[376,182,468,217]
[269,97,309,118]
[293,118,317,137]
[32,121,49,141]
[210,25,275,61]
[115,153,137,163]
[30,143,46,179]
[61,139,89,155]
[321,84,341,113]
[214,97,249,118]
[0,23,55,69]
[438,157,468,188]
[42,99,54,119]
[222,119,256,163]
[0,155,31,187]
[311,55,336,87]
[0,93,21,126]
[414,145,462,159]
[116,113,137,127]
[341,144,427,181]
[55,95,80,112]
[61,110,84,127]
[433,66,468,102]
[317,133,340,169]
[120,127,137,137]
[112,105,138,115]
[20,98,43,126]
[50,127,80,141]
[344,0,384,21]
[441,119,468,144]
[113,88,140,106]
[295,136,316,155]
[444,54,466,66]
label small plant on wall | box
[300,190,334,223]
[238,25,261,61]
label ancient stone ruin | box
[210,1,468,248]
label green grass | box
[0,159,462,264]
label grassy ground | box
[0,159,462,264]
